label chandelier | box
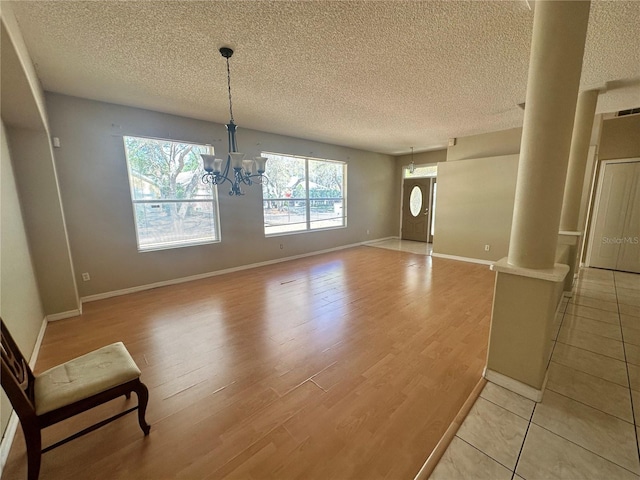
[409,147,416,174]
[201,47,268,196]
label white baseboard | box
[431,252,494,266]
[483,367,547,402]
[46,308,82,322]
[0,317,48,475]
[0,413,19,475]
[29,317,48,369]
[82,239,388,304]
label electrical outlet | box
[484,244,490,252]
[366,229,370,235]
[280,244,284,250]
[82,272,91,281]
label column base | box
[483,367,548,402]
[486,259,569,393]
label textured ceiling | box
[7,0,640,155]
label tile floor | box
[430,267,640,479]
[367,238,432,255]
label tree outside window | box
[262,153,346,236]
[123,136,220,251]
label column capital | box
[491,257,569,283]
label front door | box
[402,178,431,242]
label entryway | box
[367,238,432,256]
[402,177,436,243]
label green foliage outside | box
[124,136,208,201]
[262,154,344,200]
[124,136,214,244]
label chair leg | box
[133,380,151,435]
[24,426,42,480]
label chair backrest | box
[1,318,37,420]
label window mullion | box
[305,158,311,230]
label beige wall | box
[487,271,563,389]
[433,155,519,261]
[46,93,400,298]
[434,128,522,262]
[0,121,45,437]
[0,3,49,131]
[1,6,79,317]
[446,127,522,162]
[395,149,447,171]
[8,127,80,314]
[599,114,640,160]
[2,5,78,440]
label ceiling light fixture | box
[409,147,416,174]
[201,47,267,196]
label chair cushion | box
[34,342,141,415]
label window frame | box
[123,135,221,252]
[403,163,438,179]
[261,152,347,237]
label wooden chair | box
[1,318,150,480]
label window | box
[404,164,438,178]
[123,136,220,251]
[262,153,346,236]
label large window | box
[123,136,220,251]
[262,153,346,236]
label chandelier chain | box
[226,57,234,123]
[200,46,268,196]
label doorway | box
[587,159,640,273]
[402,178,436,242]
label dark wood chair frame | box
[1,319,150,480]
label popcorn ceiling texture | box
[8,1,640,155]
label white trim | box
[580,149,600,267]
[46,308,82,322]
[594,158,640,166]
[431,252,494,266]
[82,239,393,303]
[29,317,48,369]
[558,231,583,237]
[483,367,548,402]
[0,317,47,475]
[0,413,19,475]
[491,258,569,282]
[585,160,608,267]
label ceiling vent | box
[617,107,640,117]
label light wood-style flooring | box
[4,246,495,479]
